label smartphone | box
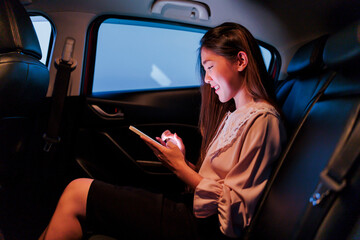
[129,125,162,146]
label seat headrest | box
[323,20,360,69]
[0,0,42,59]
[287,35,328,76]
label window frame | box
[83,15,281,96]
[29,12,56,67]
[258,40,282,82]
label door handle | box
[90,104,125,119]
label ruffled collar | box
[207,101,279,160]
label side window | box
[30,15,53,65]
[259,41,281,80]
[92,19,206,93]
[90,18,280,94]
[260,46,272,70]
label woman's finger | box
[156,137,166,146]
[162,130,172,137]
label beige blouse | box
[193,101,286,238]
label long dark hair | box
[197,22,277,169]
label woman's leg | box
[39,178,94,240]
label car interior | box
[0,0,359,239]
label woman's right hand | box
[143,130,201,188]
[158,130,186,156]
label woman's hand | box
[160,130,185,156]
[140,130,203,189]
[141,130,186,173]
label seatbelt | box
[294,104,360,240]
[43,37,77,152]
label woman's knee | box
[58,178,94,216]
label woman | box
[39,22,285,240]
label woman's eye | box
[207,66,213,70]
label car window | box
[92,19,205,93]
[91,18,279,94]
[30,15,53,65]
[260,46,271,70]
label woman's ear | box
[237,51,248,72]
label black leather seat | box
[0,0,49,184]
[0,0,49,238]
[246,20,360,240]
[275,34,332,135]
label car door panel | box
[75,88,202,190]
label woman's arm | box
[140,135,203,189]
[193,114,285,237]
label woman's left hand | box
[140,133,187,173]
[140,131,203,189]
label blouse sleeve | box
[193,113,284,237]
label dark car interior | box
[0,0,359,239]
[248,21,360,240]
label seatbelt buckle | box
[43,133,61,152]
[309,169,346,206]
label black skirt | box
[85,180,233,240]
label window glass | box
[30,15,52,64]
[260,46,272,70]
[92,18,277,93]
[93,19,205,93]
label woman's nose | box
[204,72,212,84]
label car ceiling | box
[25,0,360,80]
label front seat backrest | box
[0,0,49,184]
[0,0,49,116]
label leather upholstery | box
[276,35,331,134]
[0,52,49,116]
[323,20,360,69]
[246,20,360,240]
[0,0,42,59]
[323,21,360,97]
[287,35,328,76]
[0,0,49,117]
[0,0,49,183]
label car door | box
[73,18,205,192]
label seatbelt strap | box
[43,38,77,152]
[294,104,360,240]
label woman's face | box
[201,48,244,103]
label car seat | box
[0,0,49,186]
[246,20,360,240]
[275,34,332,135]
[0,0,49,237]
